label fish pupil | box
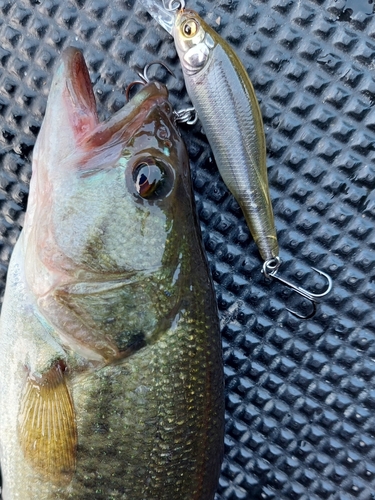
[139,172,148,187]
[135,163,163,198]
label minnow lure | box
[139,0,332,318]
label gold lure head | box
[174,9,216,76]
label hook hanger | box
[262,257,333,319]
[173,106,198,125]
[163,0,185,11]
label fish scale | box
[66,313,220,499]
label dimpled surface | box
[1,0,375,499]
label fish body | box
[0,48,224,499]
[139,0,279,262]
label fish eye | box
[132,158,174,200]
[182,19,198,38]
[134,162,163,198]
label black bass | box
[0,47,224,500]
[140,0,278,263]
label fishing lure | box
[139,0,332,318]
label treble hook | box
[125,60,198,126]
[125,61,176,101]
[138,60,175,83]
[163,0,185,11]
[262,256,333,319]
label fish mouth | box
[45,47,100,141]
[56,47,172,159]
[46,47,171,152]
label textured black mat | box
[1,0,375,498]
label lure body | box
[174,10,279,262]
[0,47,224,500]
[140,0,279,261]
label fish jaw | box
[23,47,98,290]
[29,47,98,183]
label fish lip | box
[60,46,98,122]
[138,0,177,35]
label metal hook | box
[125,80,147,101]
[262,256,333,319]
[138,60,176,84]
[127,60,199,126]
[163,0,185,11]
[125,61,176,101]
[173,106,198,125]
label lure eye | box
[182,19,198,38]
[132,158,174,200]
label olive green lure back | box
[0,47,224,499]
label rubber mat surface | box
[1,0,375,498]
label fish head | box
[173,9,217,76]
[24,47,194,295]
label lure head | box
[173,9,216,76]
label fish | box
[139,0,279,264]
[0,47,224,500]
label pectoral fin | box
[18,361,77,485]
